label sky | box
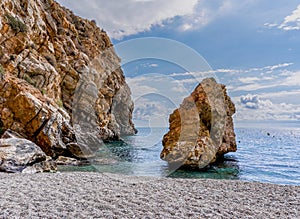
[57,0,300,126]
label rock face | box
[161,78,236,169]
[0,0,136,161]
[0,130,57,173]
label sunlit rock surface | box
[0,0,136,164]
[161,78,236,169]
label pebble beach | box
[0,172,299,218]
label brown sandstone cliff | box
[161,78,236,169]
[0,0,136,160]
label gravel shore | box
[0,172,299,218]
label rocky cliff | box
[161,78,236,169]
[0,0,136,164]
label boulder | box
[22,156,57,174]
[0,130,57,173]
[160,78,236,169]
[55,156,79,166]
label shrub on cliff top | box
[5,14,27,33]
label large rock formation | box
[0,0,136,166]
[161,78,236,169]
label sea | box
[59,123,300,186]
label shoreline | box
[0,172,299,218]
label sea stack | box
[0,0,136,171]
[160,78,236,169]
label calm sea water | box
[59,125,300,186]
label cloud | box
[166,63,300,122]
[264,22,278,28]
[244,63,293,73]
[178,0,234,32]
[126,73,192,106]
[57,0,198,39]
[279,4,300,30]
[169,63,292,79]
[238,77,260,84]
[281,71,300,86]
[169,69,239,77]
[223,63,295,92]
[133,95,174,120]
[259,89,300,100]
[166,63,294,93]
[127,62,300,122]
[56,0,244,38]
[126,76,159,99]
[269,4,300,31]
[240,94,260,109]
[233,83,278,92]
[234,94,300,121]
[233,69,300,92]
[148,63,158,68]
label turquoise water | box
[59,126,300,186]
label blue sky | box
[57,0,300,125]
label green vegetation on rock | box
[0,64,4,75]
[57,99,63,108]
[41,88,47,95]
[5,14,27,33]
[23,74,35,86]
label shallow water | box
[59,126,300,185]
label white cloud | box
[223,63,295,92]
[233,84,273,92]
[259,90,300,99]
[57,0,198,39]
[56,0,245,38]
[234,94,300,121]
[126,74,191,106]
[133,96,173,120]
[169,63,292,79]
[235,69,300,91]
[169,69,239,77]
[180,23,193,31]
[238,77,260,84]
[264,22,278,28]
[245,63,293,73]
[126,76,159,99]
[282,71,300,86]
[269,63,293,70]
[273,4,300,31]
[166,63,294,93]
[171,84,188,94]
[226,63,300,121]
[240,94,260,109]
[148,63,158,68]
[178,0,234,32]
[127,62,300,122]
